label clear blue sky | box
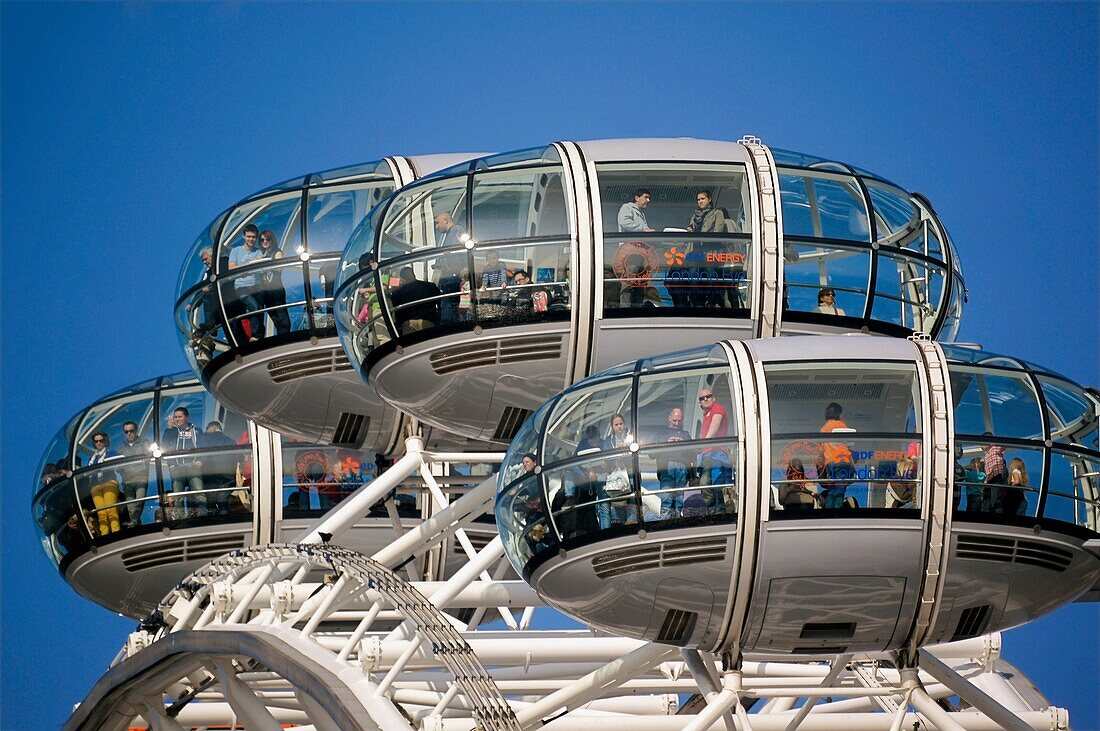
[2,2,1097,727]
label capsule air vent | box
[951,604,992,641]
[268,347,353,384]
[121,533,247,572]
[955,534,1072,572]
[792,646,849,656]
[656,609,697,645]
[332,412,369,447]
[799,622,856,640]
[429,334,563,376]
[493,407,533,442]
[592,537,727,580]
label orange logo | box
[664,246,685,266]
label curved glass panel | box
[177,212,225,301]
[784,240,870,318]
[378,177,469,259]
[33,480,89,567]
[954,440,1041,517]
[37,416,78,489]
[471,167,569,241]
[949,366,1043,439]
[306,182,394,254]
[475,146,559,171]
[176,167,399,370]
[779,170,869,243]
[1045,452,1100,531]
[766,363,922,513]
[30,374,303,570]
[497,473,556,569]
[339,201,387,290]
[944,353,1100,532]
[1038,376,1099,449]
[871,250,946,331]
[777,167,957,336]
[497,360,741,573]
[314,159,390,185]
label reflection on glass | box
[603,235,750,313]
[281,445,380,516]
[949,367,1043,440]
[767,364,921,513]
[498,364,746,573]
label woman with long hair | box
[258,229,292,336]
[1004,457,1029,516]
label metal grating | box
[592,537,727,580]
[955,534,1072,573]
[951,604,992,641]
[121,533,246,572]
[768,382,888,403]
[332,412,369,447]
[268,347,353,384]
[656,609,697,645]
[493,407,533,442]
[429,334,562,376]
[454,533,495,554]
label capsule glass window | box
[598,163,753,316]
[541,378,634,465]
[379,177,469,259]
[1044,453,1100,531]
[306,182,394,254]
[470,167,569,242]
[766,363,922,511]
[779,170,870,243]
[870,250,946,331]
[949,366,1043,440]
[1037,376,1099,449]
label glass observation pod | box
[31,372,496,617]
[334,138,966,443]
[174,153,486,454]
[494,335,1100,657]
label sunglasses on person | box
[698,394,714,402]
[93,437,107,444]
[124,428,138,434]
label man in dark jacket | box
[390,267,442,334]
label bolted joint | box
[125,630,153,658]
[210,579,233,619]
[270,580,294,618]
[360,635,384,672]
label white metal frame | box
[66,436,1067,731]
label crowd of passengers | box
[39,407,249,545]
[355,248,568,337]
[509,398,1032,552]
[509,387,737,550]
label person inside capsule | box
[433,212,465,247]
[617,188,654,233]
